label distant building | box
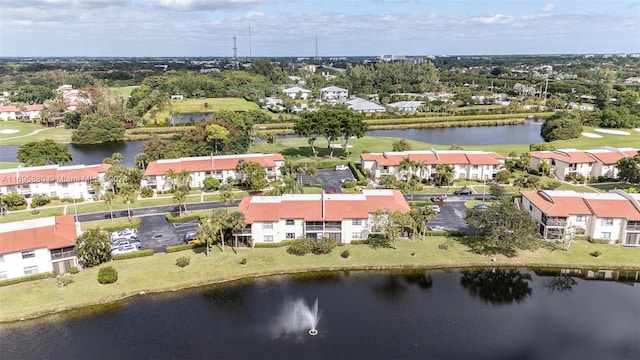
[0,105,44,121]
[0,215,79,280]
[283,86,312,100]
[529,147,639,180]
[170,94,184,100]
[319,86,348,101]
[346,98,386,113]
[387,101,424,112]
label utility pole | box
[233,36,238,69]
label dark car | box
[454,189,472,195]
[474,204,490,210]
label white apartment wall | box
[0,248,52,280]
[342,218,369,243]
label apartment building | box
[529,147,638,180]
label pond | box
[1,268,638,359]
[0,121,543,166]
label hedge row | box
[166,243,206,253]
[254,240,296,248]
[112,249,155,260]
[165,213,203,223]
[349,240,368,245]
[425,230,466,237]
[0,272,52,287]
[348,162,366,182]
[102,218,142,232]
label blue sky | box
[1,0,638,57]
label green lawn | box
[0,162,19,169]
[112,86,138,100]
[0,121,73,145]
[144,98,269,125]
[1,237,638,322]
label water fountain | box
[272,298,320,337]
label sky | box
[1,0,639,57]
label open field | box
[144,98,269,125]
[0,121,73,145]
[112,86,138,100]
[0,162,19,169]
[0,237,638,322]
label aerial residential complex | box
[236,189,410,245]
[519,190,640,246]
[529,147,639,180]
[0,215,79,280]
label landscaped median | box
[1,237,638,322]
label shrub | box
[69,266,79,274]
[0,272,51,287]
[543,180,562,190]
[140,187,154,198]
[176,256,191,267]
[9,204,27,211]
[348,162,366,182]
[590,250,602,257]
[166,243,201,253]
[254,240,295,248]
[590,238,611,245]
[203,177,220,191]
[31,193,51,207]
[2,193,26,209]
[350,240,368,245]
[112,249,154,260]
[287,237,336,256]
[166,213,202,223]
[97,266,118,284]
[343,180,357,188]
[239,258,247,265]
[30,209,40,215]
[340,250,350,259]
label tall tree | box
[118,184,137,223]
[370,208,411,250]
[205,124,230,154]
[173,186,188,217]
[164,169,177,191]
[103,191,116,222]
[398,157,416,182]
[17,139,72,166]
[339,109,367,156]
[236,160,268,191]
[76,228,111,267]
[197,222,217,258]
[219,187,234,213]
[616,155,640,184]
[465,199,541,257]
[435,164,454,188]
[176,170,193,188]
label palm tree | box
[435,164,455,189]
[176,170,192,188]
[211,208,228,254]
[518,153,531,176]
[118,184,137,223]
[228,211,246,248]
[283,175,304,194]
[414,161,428,183]
[103,191,116,222]
[197,222,216,258]
[398,157,415,182]
[538,160,551,177]
[173,188,188,217]
[91,181,103,199]
[164,169,177,191]
[219,188,234,213]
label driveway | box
[136,215,182,253]
[298,167,355,193]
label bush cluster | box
[165,213,202,223]
[140,187,154,198]
[97,266,118,284]
[340,250,350,259]
[69,267,79,274]
[254,240,295,248]
[175,256,191,267]
[166,243,206,253]
[590,250,602,257]
[112,249,154,260]
[287,237,337,256]
[0,272,52,287]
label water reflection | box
[460,268,532,305]
[373,270,434,301]
[542,274,578,294]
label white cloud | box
[469,13,514,25]
[145,0,261,11]
[543,3,555,13]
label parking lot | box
[423,196,472,234]
[134,215,197,252]
[298,167,355,193]
[173,219,201,242]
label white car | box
[335,165,349,171]
[111,228,137,241]
[111,244,139,255]
[111,239,141,249]
[428,204,441,213]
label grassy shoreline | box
[1,238,638,323]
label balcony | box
[51,250,76,261]
[542,215,566,227]
[233,228,252,236]
[626,222,640,231]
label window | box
[601,232,611,239]
[62,183,69,188]
[0,254,3,263]
[22,250,35,259]
[352,232,361,239]
[575,215,587,222]
[472,165,479,169]
[601,218,613,226]
[286,219,294,226]
[286,233,296,239]
[352,219,362,226]
[263,235,274,242]
[262,222,273,229]
[24,265,38,275]
[529,205,533,211]
[0,271,6,280]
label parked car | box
[183,231,200,244]
[474,204,490,210]
[111,239,141,249]
[428,204,441,213]
[340,178,355,184]
[428,225,453,231]
[110,228,137,241]
[111,244,139,255]
[335,165,349,171]
[453,189,472,195]
[327,186,338,194]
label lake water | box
[0,122,543,166]
[1,268,638,359]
